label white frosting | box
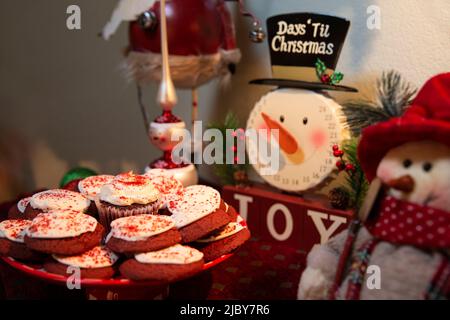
[17,197,31,213]
[78,175,114,201]
[144,168,174,179]
[26,210,98,239]
[53,246,119,269]
[135,244,204,265]
[0,219,32,243]
[30,189,90,212]
[196,221,245,243]
[150,175,184,208]
[99,172,160,206]
[168,185,221,228]
[106,214,174,242]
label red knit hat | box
[358,72,450,181]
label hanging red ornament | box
[102,0,264,89]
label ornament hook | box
[138,10,157,30]
[237,0,265,43]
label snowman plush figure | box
[299,73,450,300]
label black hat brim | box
[249,78,358,92]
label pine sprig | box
[207,112,250,186]
[377,70,417,117]
[343,70,416,135]
[342,138,369,211]
[342,101,389,136]
[331,138,369,211]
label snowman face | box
[376,140,450,211]
[149,121,186,151]
[247,88,346,191]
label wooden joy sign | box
[222,185,353,253]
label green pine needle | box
[342,70,416,135]
[342,101,390,136]
[377,70,417,117]
[207,112,249,185]
[340,138,369,211]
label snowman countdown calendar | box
[247,13,357,192]
[223,13,357,250]
[247,88,348,191]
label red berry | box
[336,161,346,171]
[333,150,344,157]
[321,74,331,84]
[345,164,356,172]
[332,145,339,151]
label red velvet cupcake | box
[0,219,44,261]
[194,216,251,261]
[44,246,119,279]
[97,172,161,230]
[120,244,204,282]
[24,189,91,220]
[24,210,103,255]
[148,174,184,209]
[168,185,231,243]
[78,175,114,217]
[105,214,181,254]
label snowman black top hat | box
[250,13,357,92]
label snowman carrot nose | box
[261,112,298,154]
[387,175,415,193]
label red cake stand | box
[1,253,233,300]
[1,218,247,300]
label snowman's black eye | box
[303,117,308,125]
[423,162,432,172]
[403,159,412,168]
[279,115,285,123]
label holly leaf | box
[315,58,327,76]
[330,71,344,84]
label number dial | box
[246,88,346,192]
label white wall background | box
[0,0,449,197]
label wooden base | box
[222,184,353,253]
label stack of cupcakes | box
[0,170,250,282]
[1,187,95,264]
[24,210,118,279]
[103,214,204,282]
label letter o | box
[266,203,293,241]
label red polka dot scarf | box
[366,196,450,249]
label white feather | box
[102,0,156,40]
